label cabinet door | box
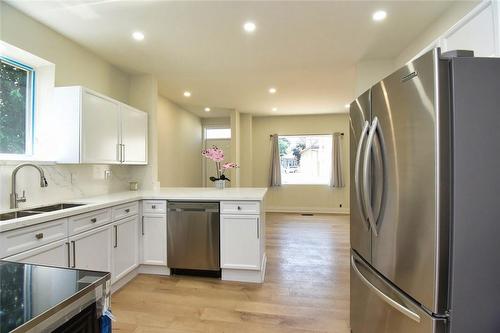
[70,225,112,273]
[221,215,260,270]
[141,215,167,265]
[444,3,497,57]
[112,216,139,282]
[4,239,69,268]
[81,90,120,164]
[121,105,148,164]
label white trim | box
[111,267,138,294]
[138,264,171,276]
[265,206,349,215]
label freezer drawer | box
[167,202,220,271]
[350,251,446,333]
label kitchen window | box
[278,134,332,185]
[0,57,35,156]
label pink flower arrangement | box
[202,146,239,182]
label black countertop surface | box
[0,261,109,333]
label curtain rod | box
[270,132,344,138]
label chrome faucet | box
[10,163,49,209]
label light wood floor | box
[111,213,350,333]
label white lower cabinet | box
[112,216,139,282]
[4,239,69,267]
[141,215,167,265]
[69,225,112,273]
[220,214,261,270]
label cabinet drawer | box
[0,219,68,258]
[112,201,139,221]
[143,200,166,214]
[69,209,112,236]
[221,201,260,215]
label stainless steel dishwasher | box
[167,202,220,272]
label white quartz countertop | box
[0,187,267,232]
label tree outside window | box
[0,58,34,155]
[278,135,332,185]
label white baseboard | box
[111,267,139,294]
[221,253,267,283]
[265,206,349,215]
[139,264,171,276]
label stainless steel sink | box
[30,203,86,212]
[0,203,87,221]
[0,210,42,221]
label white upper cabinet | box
[53,86,148,164]
[120,104,148,164]
[82,91,121,164]
[443,2,497,57]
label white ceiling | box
[9,1,465,117]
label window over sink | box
[0,57,35,157]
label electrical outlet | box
[104,170,112,180]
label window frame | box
[278,134,333,186]
[0,56,36,158]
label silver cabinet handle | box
[90,218,97,223]
[71,241,76,268]
[362,117,380,236]
[351,254,420,323]
[35,233,44,240]
[122,144,126,163]
[125,209,130,213]
[114,225,118,248]
[141,216,145,236]
[256,218,260,239]
[116,143,121,163]
[355,121,370,230]
[66,242,71,268]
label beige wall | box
[395,1,479,68]
[251,114,349,213]
[157,96,203,187]
[355,59,395,96]
[0,2,130,103]
[239,114,253,187]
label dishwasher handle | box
[168,208,218,213]
[168,202,219,213]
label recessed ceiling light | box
[132,31,145,41]
[272,107,278,112]
[269,87,277,94]
[243,21,256,33]
[372,10,387,22]
[183,91,191,97]
[204,107,211,112]
[345,104,350,108]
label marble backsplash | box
[0,162,146,211]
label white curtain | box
[331,133,344,188]
[269,134,282,186]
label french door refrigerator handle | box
[362,117,379,236]
[351,254,421,323]
[355,121,370,230]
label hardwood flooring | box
[111,213,350,333]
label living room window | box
[278,134,332,185]
[0,57,35,156]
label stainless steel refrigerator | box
[349,48,500,333]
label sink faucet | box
[10,163,49,209]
